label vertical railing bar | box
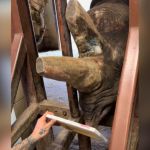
[109,0,139,149]
[55,0,80,118]
[15,0,54,149]
[55,0,91,149]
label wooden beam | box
[11,33,23,84]
[78,118,91,150]
[110,24,139,150]
[39,100,71,119]
[11,103,39,145]
[12,0,37,142]
[16,0,46,102]
[11,0,22,39]
[55,1,91,149]
[21,56,38,104]
[55,0,73,57]
[16,1,54,149]
[17,57,40,141]
[55,0,80,118]
[78,135,91,150]
[11,33,26,109]
[109,0,139,149]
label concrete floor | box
[70,126,111,150]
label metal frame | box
[11,0,139,149]
[11,0,91,149]
[109,0,139,149]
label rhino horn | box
[36,56,102,92]
[66,0,104,56]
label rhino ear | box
[36,56,102,92]
[66,0,104,56]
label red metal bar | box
[16,0,46,102]
[11,33,24,79]
[13,1,54,149]
[109,0,139,149]
[11,0,22,40]
[11,0,24,109]
[55,1,91,149]
[11,33,26,108]
[55,0,80,118]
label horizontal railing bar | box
[11,103,39,145]
[39,100,71,119]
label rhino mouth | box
[79,77,119,127]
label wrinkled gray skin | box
[90,0,129,8]
[67,0,129,126]
[37,0,129,127]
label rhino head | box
[36,0,129,127]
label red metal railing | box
[109,0,139,149]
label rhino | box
[36,0,129,127]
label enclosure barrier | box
[11,0,139,149]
